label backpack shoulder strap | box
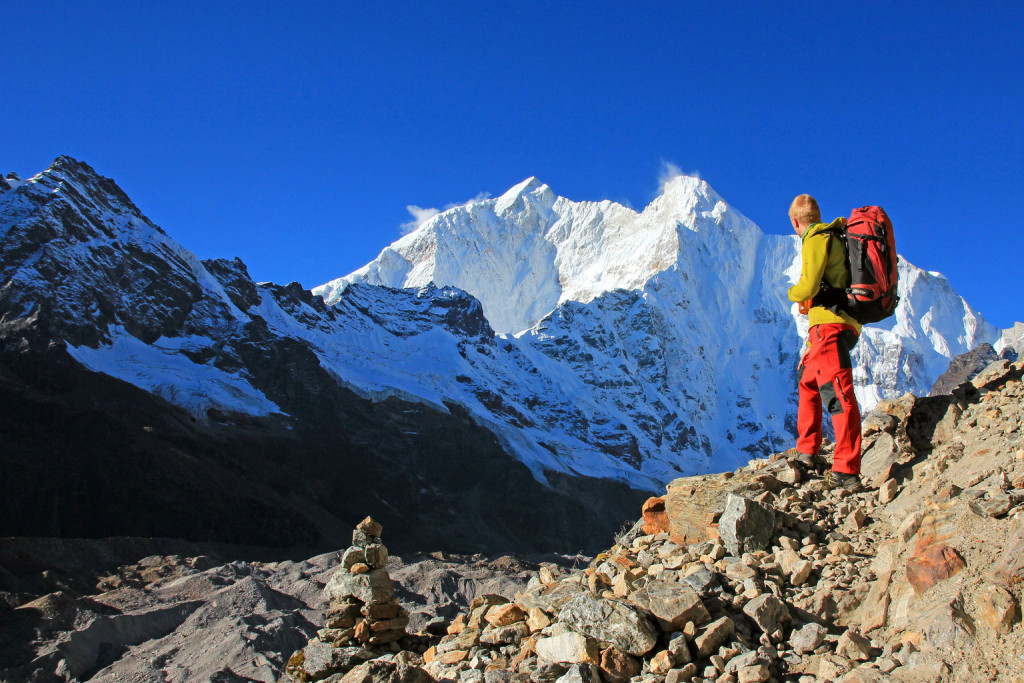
[810,222,849,311]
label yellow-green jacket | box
[788,217,862,334]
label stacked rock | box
[287,517,418,682]
[321,516,410,648]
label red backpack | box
[819,206,900,324]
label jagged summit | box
[494,176,554,215]
[315,173,760,336]
[0,155,155,239]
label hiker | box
[787,194,863,490]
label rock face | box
[663,472,777,546]
[929,343,1001,396]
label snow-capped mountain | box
[0,158,1004,505]
[314,175,1001,486]
[0,158,644,553]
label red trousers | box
[797,323,862,474]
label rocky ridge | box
[283,357,1024,683]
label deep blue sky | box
[3,3,1022,329]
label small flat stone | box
[836,629,872,661]
[789,622,827,654]
[694,616,734,657]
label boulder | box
[357,516,384,537]
[649,650,675,675]
[364,543,389,569]
[723,651,760,674]
[641,497,669,535]
[858,432,914,488]
[919,598,976,651]
[341,660,433,683]
[486,603,526,627]
[742,594,789,635]
[289,641,374,681]
[680,566,719,596]
[777,549,813,587]
[815,654,852,681]
[836,629,872,661]
[536,632,600,664]
[480,622,530,646]
[515,581,588,614]
[969,493,1013,518]
[665,473,776,546]
[628,579,710,631]
[718,494,776,556]
[789,622,827,654]
[598,647,641,683]
[906,512,966,596]
[976,583,1019,633]
[878,478,899,504]
[736,663,770,683]
[855,573,892,633]
[906,544,966,596]
[531,663,570,683]
[558,595,658,656]
[527,607,552,632]
[554,663,601,683]
[840,666,890,683]
[342,547,367,570]
[667,664,698,683]
[666,633,692,664]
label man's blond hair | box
[789,194,821,225]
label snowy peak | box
[317,174,749,335]
[652,174,759,240]
[494,176,555,216]
[0,156,247,351]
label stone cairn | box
[322,516,410,648]
[287,516,421,683]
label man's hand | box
[798,345,810,369]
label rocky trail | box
[286,358,1024,683]
[3,358,1023,682]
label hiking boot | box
[783,448,817,469]
[824,470,864,492]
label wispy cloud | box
[399,192,493,235]
[400,205,440,235]
[657,160,700,194]
[445,191,491,210]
